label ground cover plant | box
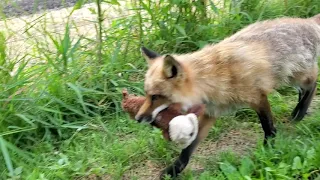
[0,0,320,179]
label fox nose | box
[135,114,153,123]
[135,114,141,121]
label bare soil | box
[1,0,92,18]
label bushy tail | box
[311,14,320,25]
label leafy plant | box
[1,0,320,179]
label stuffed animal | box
[168,113,199,148]
[121,89,205,148]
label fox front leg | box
[160,137,199,179]
[160,114,215,179]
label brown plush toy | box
[121,89,205,141]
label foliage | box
[0,0,320,179]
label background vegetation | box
[0,0,320,179]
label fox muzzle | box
[135,114,153,123]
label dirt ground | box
[0,1,132,74]
[1,0,90,17]
[122,128,262,180]
[74,127,262,180]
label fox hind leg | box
[291,82,317,121]
[297,87,305,102]
[251,93,277,144]
[291,65,318,121]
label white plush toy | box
[168,113,199,148]
[121,89,204,148]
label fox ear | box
[140,47,160,65]
[163,55,182,79]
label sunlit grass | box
[1,0,320,179]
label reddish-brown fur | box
[121,89,205,140]
[136,14,320,178]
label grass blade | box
[0,137,14,177]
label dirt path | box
[1,0,90,18]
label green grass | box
[1,0,320,179]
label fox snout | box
[135,114,153,123]
[135,104,170,124]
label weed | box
[0,0,320,179]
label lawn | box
[1,0,320,179]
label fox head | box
[135,47,194,123]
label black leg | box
[256,109,277,143]
[159,114,215,179]
[252,94,277,144]
[291,82,317,121]
[160,137,199,179]
[292,87,305,117]
[298,88,304,102]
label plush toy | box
[121,89,205,148]
[168,113,199,148]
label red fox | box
[135,14,320,178]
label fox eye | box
[151,94,163,101]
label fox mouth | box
[135,104,169,124]
[136,115,153,123]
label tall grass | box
[0,0,320,179]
